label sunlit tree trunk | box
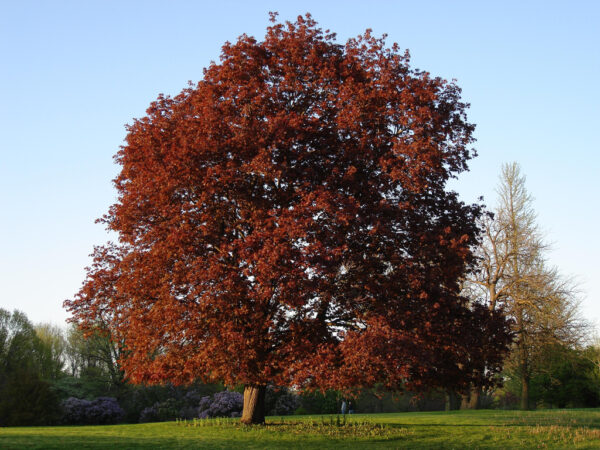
[460,386,482,409]
[241,385,266,425]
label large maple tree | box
[65,14,511,424]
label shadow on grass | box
[0,433,409,450]
[0,435,182,450]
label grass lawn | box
[2,409,600,449]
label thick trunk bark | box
[469,387,481,409]
[460,384,482,410]
[241,385,266,425]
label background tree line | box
[1,163,598,426]
[1,306,598,426]
[1,310,448,424]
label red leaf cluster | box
[65,14,511,394]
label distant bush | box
[298,389,339,414]
[136,387,299,422]
[294,406,308,415]
[264,386,300,416]
[0,370,60,426]
[139,398,180,423]
[197,391,243,418]
[272,391,300,415]
[87,397,126,424]
[61,396,124,425]
[178,390,203,420]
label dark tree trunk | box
[521,373,529,410]
[445,390,460,411]
[518,313,529,411]
[241,385,266,424]
[460,392,470,410]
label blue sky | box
[1,1,598,331]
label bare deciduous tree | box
[465,162,588,410]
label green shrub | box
[0,369,60,426]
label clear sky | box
[1,1,598,332]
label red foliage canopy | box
[65,14,511,394]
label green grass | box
[2,409,600,449]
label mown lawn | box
[2,409,600,449]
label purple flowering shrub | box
[197,395,212,414]
[61,397,91,424]
[61,397,124,425]
[137,389,244,422]
[197,391,243,418]
[87,397,126,424]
